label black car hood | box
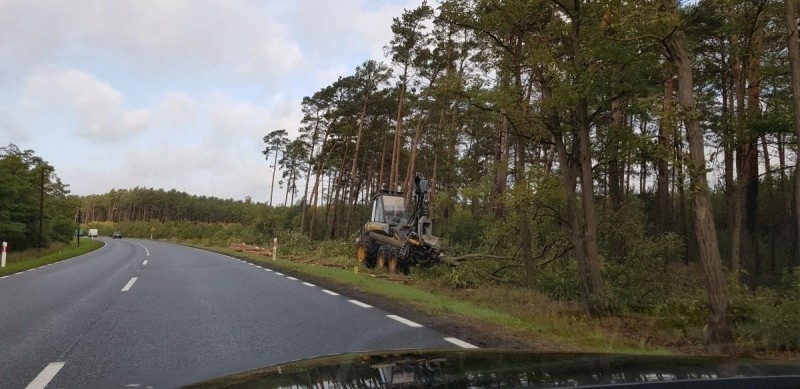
[185,349,800,388]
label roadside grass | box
[0,239,103,277]
[191,244,674,355]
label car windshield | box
[2,1,800,388]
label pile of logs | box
[229,242,272,257]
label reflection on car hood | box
[186,349,800,388]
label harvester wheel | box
[356,236,378,268]
[376,246,390,269]
[388,248,399,274]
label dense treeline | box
[258,0,800,351]
[77,187,300,242]
[79,187,269,224]
[0,144,75,249]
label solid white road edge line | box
[286,276,298,281]
[444,337,479,349]
[322,289,339,296]
[25,362,65,389]
[302,282,315,287]
[349,299,372,308]
[387,315,423,327]
[143,260,148,265]
[135,243,150,256]
[121,277,138,292]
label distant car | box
[112,231,123,239]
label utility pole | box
[38,164,44,249]
[270,150,278,206]
[77,204,81,247]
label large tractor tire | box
[356,236,378,268]
[388,248,399,274]
[376,245,391,269]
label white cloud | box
[1,0,420,202]
[283,0,423,59]
[22,69,150,141]
[0,0,304,81]
[153,92,196,128]
[52,88,303,202]
[0,110,28,143]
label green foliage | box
[0,144,74,249]
[275,230,314,254]
[732,269,800,351]
[534,261,584,301]
[0,239,103,277]
[312,239,353,259]
[654,294,709,338]
[438,207,486,249]
[597,198,686,312]
[413,263,484,290]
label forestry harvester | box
[355,173,442,274]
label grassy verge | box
[188,243,673,355]
[0,239,104,277]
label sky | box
[0,0,423,204]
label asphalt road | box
[0,238,468,388]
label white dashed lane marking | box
[348,299,372,308]
[142,260,148,265]
[444,337,479,348]
[286,276,298,281]
[322,290,339,296]
[387,315,422,328]
[121,277,138,292]
[275,272,284,275]
[302,282,315,287]
[25,362,65,389]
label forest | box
[0,144,76,250]
[60,0,800,353]
[259,0,800,353]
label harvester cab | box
[366,192,407,233]
[356,173,442,274]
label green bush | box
[276,230,314,255]
[734,286,800,351]
[653,295,708,338]
[413,263,483,289]
[733,269,800,351]
[313,239,353,259]
[534,261,583,301]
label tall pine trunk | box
[668,21,734,351]
[345,92,370,237]
[577,98,605,311]
[658,70,675,232]
[390,64,408,190]
[785,0,800,269]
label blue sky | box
[0,0,422,204]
